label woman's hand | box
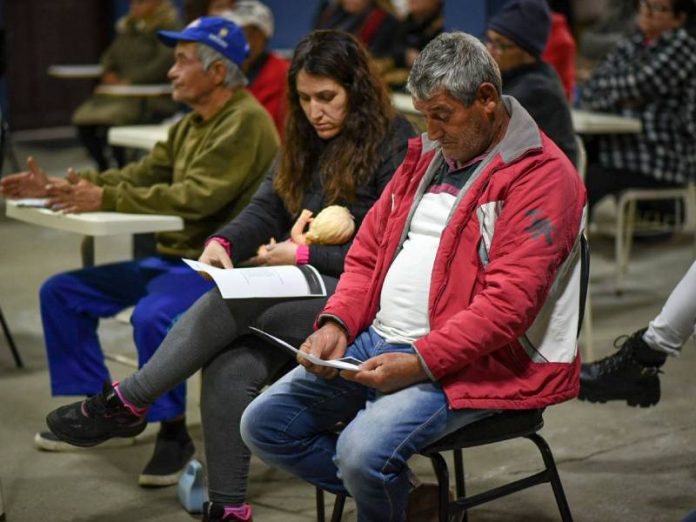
[199,240,233,269]
[249,239,298,266]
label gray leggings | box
[119,275,338,504]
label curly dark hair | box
[274,30,395,215]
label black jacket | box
[502,60,577,165]
[210,116,415,278]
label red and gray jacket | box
[320,96,586,410]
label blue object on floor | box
[178,459,208,513]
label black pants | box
[585,163,683,216]
[76,125,126,171]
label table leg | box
[0,476,5,521]
[81,236,95,267]
[0,306,23,368]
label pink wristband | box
[295,244,310,265]
[205,237,231,257]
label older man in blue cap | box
[1,16,279,487]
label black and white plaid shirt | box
[581,28,696,184]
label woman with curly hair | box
[46,30,414,522]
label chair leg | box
[623,199,637,274]
[452,448,468,522]
[0,307,23,368]
[330,493,346,522]
[581,291,594,362]
[528,434,573,522]
[615,194,627,294]
[429,453,454,522]
[316,487,325,522]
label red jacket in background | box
[543,12,576,101]
[247,51,289,139]
[320,97,586,410]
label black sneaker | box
[579,329,664,407]
[46,382,147,447]
[202,501,253,521]
[138,434,195,487]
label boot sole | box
[578,389,659,408]
[34,431,136,451]
[46,415,147,448]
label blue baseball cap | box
[158,16,250,67]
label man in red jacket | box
[223,0,288,137]
[240,31,585,522]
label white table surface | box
[108,94,642,153]
[570,109,641,134]
[390,92,642,135]
[47,64,103,79]
[108,124,170,150]
[95,84,173,97]
[5,199,183,236]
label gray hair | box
[196,43,248,89]
[407,32,502,106]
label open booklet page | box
[182,259,326,299]
[248,326,362,372]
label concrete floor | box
[1,135,696,521]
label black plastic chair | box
[421,408,572,522]
[316,409,572,522]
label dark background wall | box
[1,0,505,130]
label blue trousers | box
[241,327,496,522]
[40,256,214,422]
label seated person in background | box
[577,0,639,75]
[542,4,576,101]
[315,0,400,60]
[1,17,279,488]
[44,30,414,522]
[580,0,696,216]
[392,0,443,69]
[240,32,585,522]
[581,261,696,407]
[223,0,289,137]
[208,0,236,15]
[73,0,181,171]
[486,0,577,165]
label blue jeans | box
[40,256,213,422]
[241,327,496,522]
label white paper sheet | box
[248,326,362,372]
[182,259,326,299]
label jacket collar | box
[497,95,542,165]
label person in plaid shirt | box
[580,0,696,214]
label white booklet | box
[183,259,326,299]
[249,326,363,372]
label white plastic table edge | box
[6,200,183,236]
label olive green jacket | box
[80,89,280,259]
[72,1,180,125]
